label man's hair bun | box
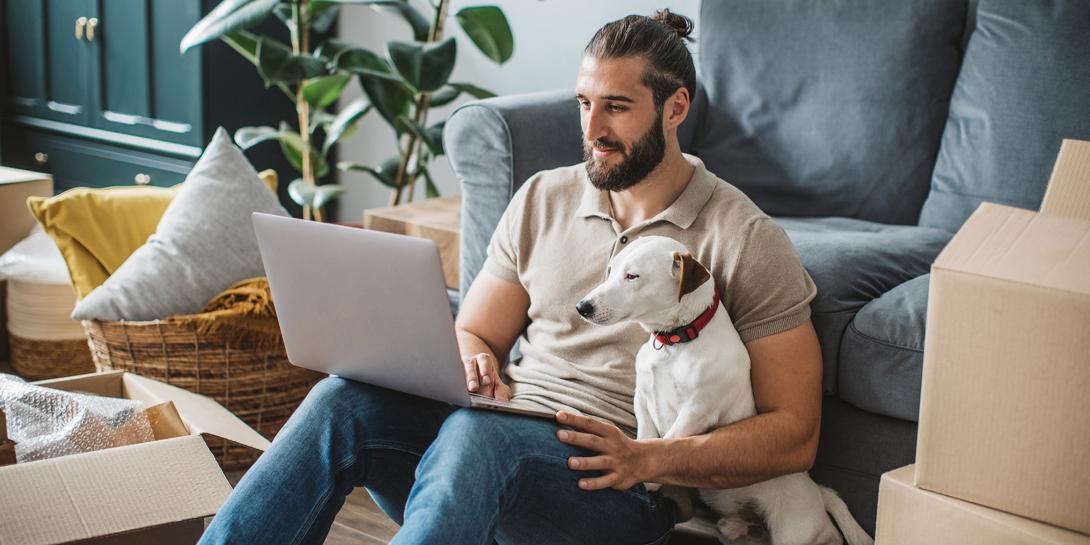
[652,9,694,42]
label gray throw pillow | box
[72,127,288,321]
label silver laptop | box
[252,212,553,419]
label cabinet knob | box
[75,17,87,41]
[34,152,49,166]
[134,173,151,185]
[86,18,99,42]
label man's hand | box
[462,352,512,401]
[555,411,653,491]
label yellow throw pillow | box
[27,169,278,298]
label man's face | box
[576,56,666,192]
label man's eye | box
[609,105,626,112]
[625,273,639,280]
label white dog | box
[576,236,872,545]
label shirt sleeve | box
[728,217,817,343]
[482,186,526,284]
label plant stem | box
[293,0,316,220]
[389,0,449,207]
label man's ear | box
[665,87,690,130]
[672,251,710,302]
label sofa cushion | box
[839,274,929,422]
[695,0,966,225]
[775,218,951,393]
[919,0,1090,232]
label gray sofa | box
[443,0,1090,537]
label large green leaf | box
[287,178,317,207]
[400,117,445,156]
[234,125,281,149]
[291,179,345,209]
[221,30,260,65]
[180,0,279,53]
[387,37,456,93]
[324,97,372,153]
[278,122,330,178]
[338,157,403,189]
[449,82,495,99]
[257,37,328,85]
[314,0,430,41]
[309,3,341,33]
[302,74,352,108]
[336,49,413,130]
[419,166,440,199]
[428,85,461,107]
[455,6,513,64]
[315,38,355,62]
[334,48,404,83]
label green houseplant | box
[180,0,513,220]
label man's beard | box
[583,110,666,192]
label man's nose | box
[576,299,595,318]
[582,106,609,143]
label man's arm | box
[558,320,822,491]
[455,269,531,399]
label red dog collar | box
[652,288,720,349]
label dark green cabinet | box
[1,0,303,208]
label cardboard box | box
[0,370,271,544]
[877,466,1090,545]
[916,139,1090,533]
[363,195,461,289]
[0,167,53,363]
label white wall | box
[333,0,700,221]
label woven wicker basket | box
[82,319,323,470]
[9,334,95,380]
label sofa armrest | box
[445,89,584,297]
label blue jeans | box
[199,377,676,545]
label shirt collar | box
[576,153,717,230]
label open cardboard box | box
[877,465,1090,545]
[916,139,1090,534]
[0,370,271,545]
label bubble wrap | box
[0,374,154,463]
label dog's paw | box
[644,482,662,493]
[716,515,750,541]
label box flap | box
[121,373,270,452]
[933,203,1090,297]
[1041,139,1090,222]
[34,371,125,398]
[0,435,230,545]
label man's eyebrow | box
[575,93,636,103]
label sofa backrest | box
[918,0,1090,232]
[692,0,967,225]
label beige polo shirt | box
[484,153,816,433]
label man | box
[200,10,820,545]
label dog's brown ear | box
[672,251,711,302]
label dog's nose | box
[576,300,595,318]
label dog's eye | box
[625,273,639,281]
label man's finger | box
[462,356,480,392]
[475,353,493,386]
[556,411,613,436]
[472,353,498,397]
[578,473,619,491]
[556,429,605,450]
[568,455,613,471]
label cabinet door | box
[89,0,202,147]
[3,0,96,124]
